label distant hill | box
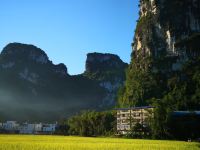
[0,43,127,121]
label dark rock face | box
[85,53,127,74]
[54,63,68,76]
[84,53,128,107]
[0,43,127,121]
[1,43,49,64]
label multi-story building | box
[116,106,154,135]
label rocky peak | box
[54,63,68,76]
[1,43,49,64]
[139,0,157,17]
[0,43,69,77]
[85,52,127,74]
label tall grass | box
[0,135,199,150]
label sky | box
[0,0,139,75]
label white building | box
[1,121,57,134]
[35,123,43,132]
[42,124,57,133]
[2,121,19,131]
[19,123,42,134]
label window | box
[132,112,141,117]
[122,120,128,123]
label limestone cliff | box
[134,0,200,69]
[119,0,200,107]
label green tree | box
[67,111,116,137]
[151,98,173,139]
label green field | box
[0,135,199,150]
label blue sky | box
[0,0,139,75]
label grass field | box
[0,135,199,150]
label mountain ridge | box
[0,42,127,121]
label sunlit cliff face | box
[133,0,200,71]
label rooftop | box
[172,111,200,116]
[115,106,154,110]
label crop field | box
[0,135,199,150]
